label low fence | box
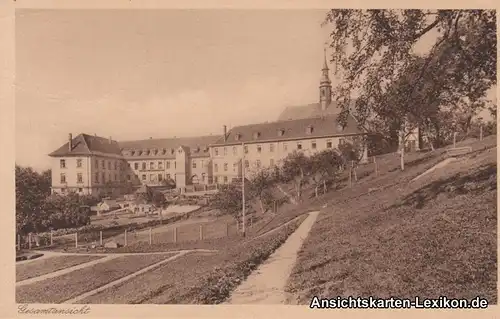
[17,219,240,250]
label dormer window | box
[162,148,167,155]
[253,132,261,140]
[170,149,175,155]
[154,149,158,155]
[196,146,201,153]
[278,129,285,137]
[337,124,344,131]
[137,150,142,156]
[130,150,135,156]
[306,125,314,135]
[235,133,241,141]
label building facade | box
[48,54,367,196]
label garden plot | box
[16,253,176,304]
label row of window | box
[130,159,207,171]
[213,139,343,156]
[213,159,277,173]
[59,159,125,171]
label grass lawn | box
[16,255,104,282]
[16,253,176,304]
[286,136,497,304]
[77,216,307,304]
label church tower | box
[319,48,332,111]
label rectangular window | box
[224,176,228,183]
[174,162,176,169]
[192,161,197,169]
[326,140,332,148]
[167,174,171,180]
[233,146,237,155]
[76,159,82,168]
[150,162,155,170]
[244,160,249,168]
[158,174,163,181]
[224,147,227,155]
[244,145,248,154]
[60,173,66,183]
[150,174,155,182]
[158,161,163,169]
[297,142,302,150]
[224,163,228,171]
[101,160,105,169]
[127,175,131,181]
[215,148,219,156]
[102,172,106,183]
[95,159,98,167]
[256,160,261,168]
[95,172,99,183]
[166,161,170,169]
[114,161,117,170]
[283,143,288,151]
[134,163,139,170]
[114,174,117,181]
[77,173,83,183]
[142,174,146,181]
[311,141,317,149]
[339,138,345,146]
[214,163,218,172]
[108,161,111,170]
[60,159,66,169]
[109,173,112,182]
[270,159,274,166]
[269,144,274,152]
[233,163,237,172]
[142,162,146,170]
[257,145,262,153]
[214,176,219,184]
[78,188,83,193]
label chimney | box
[223,125,227,142]
[68,133,73,151]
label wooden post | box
[124,230,128,247]
[374,156,378,176]
[480,125,483,141]
[173,227,177,243]
[149,228,152,245]
[50,230,53,246]
[99,231,103,246]
[453,132,457,148]
[17,234,21,251]
[348,168,352,188]
[28,233,32,250]
[75,232,78,248]
[199,225,203,240]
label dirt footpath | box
[225,210,320,304]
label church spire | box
[319,47,332,111]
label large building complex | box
[48,54,367,196]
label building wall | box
[51,155,127,197]
[210,136,350,184]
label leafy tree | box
[248,168,277,214]
[15,166,52,234]
[42,193,91,230]
[310,149,344,196]
[152,191,168,208]
[324,9,496,169]
[211,184,251,222]
[280,151,313,201]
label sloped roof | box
[119,135,221,159]
[277,101,356,121]
[212,114,363,146]
[48,134,122,157]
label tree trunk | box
[400,145,405,171]
[259,198,265,214]
[353,169,358,181]
[315,186,318,198]
[323,180,327,194]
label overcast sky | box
[15,9,496,172]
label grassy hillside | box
[285,136,497,304]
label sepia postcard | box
[1,0,498,318]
